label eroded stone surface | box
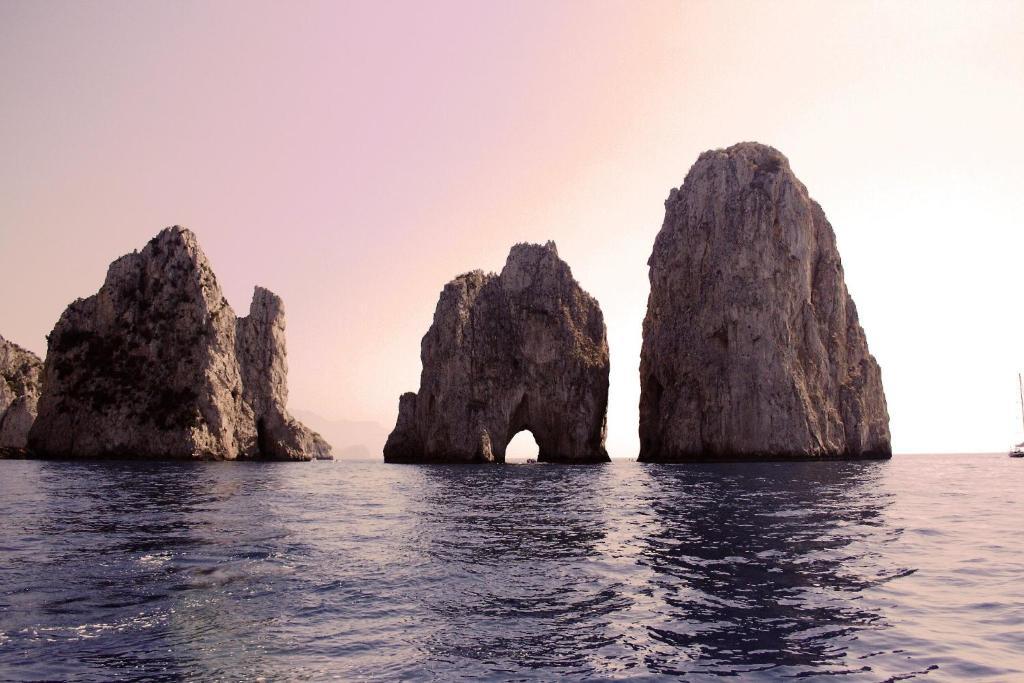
[384,242,609,463]
[28,226,331,460]
[0,334,43,448]
[236,287,332,460]
[639,142,891,461]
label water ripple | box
[0,456,1022,680]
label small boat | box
[1011,373,1024,457]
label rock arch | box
[505,426,539,461]
[384,242,610,463]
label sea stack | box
[28,226,331,460]
[639,142,891,461]
[0,335,43,449]
[384,242,610,463]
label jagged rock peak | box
[0,334,43,449]
[639,142,891,461]
[384,241,610,463]
[236,285,332,461]
[28,225,332,460]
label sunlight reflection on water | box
[0,455,1021,680]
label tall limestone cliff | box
[639,142,891,461]
[384,242,610,463]
[28,226,331,460]
[0,335,43,449]
[236,287,332,460]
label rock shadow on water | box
[407,463,633,675]
[636,460,911,678]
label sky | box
[2,0,1023,456]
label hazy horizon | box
[3,1,1023,456]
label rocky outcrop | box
[236,287,332,460]
[384,242,609,463]
[28,226,331,460]
[0,335,43,448]
[639,142,890,461]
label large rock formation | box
[0,334,43,448]
[235,287,332,460]
[384,242,610,463]
[28,226,331,460]
[639,142,890,461]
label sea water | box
[0,454,1021,681]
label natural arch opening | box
[505,429,539,463]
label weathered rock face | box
[639,142,891,461]
[0,335,43,448]
[28,226,331,460]
[384,242,610,463]
[236,287,332,460]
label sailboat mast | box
[1018,373,1023,434]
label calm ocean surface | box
[0,455,1021,681]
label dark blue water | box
[0,455,1021,681]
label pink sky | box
[2,1,1023,455]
